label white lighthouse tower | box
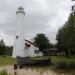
[12,6,43,58]
[12,7,25,57]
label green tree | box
[5,46,13,56]
[0,39,5,55]
[0,39,13,56]
[34,33,53,52]
[56,12,75,56]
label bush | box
[0,70,8,75]
[52,56,75,69]
[54,59,68,69]
[56,61,67,69]
[68,60,75,69]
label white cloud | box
[0,0,73,46]
[0,32,14,46]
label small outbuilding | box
[43,48,57,56]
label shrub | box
[0,70,8,75]
[55,60,68,69]
[68,60,75,69]
[52,56,75,69]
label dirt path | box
[0,65,71,75]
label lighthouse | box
[12,7,26,57]
[12,6,43,58]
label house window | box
[25,43,28,46]
[25,43,30,47]
[28,44,30,47]
[35,50,39,54]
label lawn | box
[0,56,16,66]
[28,56,50,60]
[51,56,75,63]
[51,56,67,63]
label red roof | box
[25,39,34,45]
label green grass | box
[51,56,75,64]
[51,56,75,69]
[0,56,50,66]
[28,56,50,60]
[0,56,16,66]
[51,56,67,63]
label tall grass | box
[0,56,16,66]
[0,70,8,75]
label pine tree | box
[56,11,75,55]
[0,39,5,55]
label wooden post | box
[14,64,18,75]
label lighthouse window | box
[16,36,18,39]
[19,7,23,10]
